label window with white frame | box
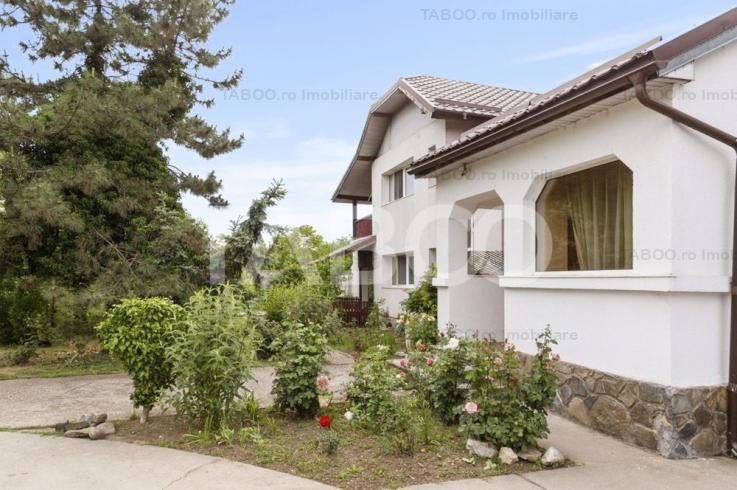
[386,167,415,203]
[391,253,414,285]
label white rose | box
[344,411,354,421]
[443,338,460,350]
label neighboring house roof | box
[326,235,376,258]
[332,76,537,203]
[410,8,737,176]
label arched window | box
[536,160,633,271]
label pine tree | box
[0,1,244,342]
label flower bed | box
[111,403,564,489]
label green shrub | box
[167,285,259,428]
[330,326,399,355]
[316,430,340,455]
[272,321,328,417]
[0,277,53,345]
[96,297,183,421]
[258,283,341,359]
[365,301,390,330]
[459,328,558,450]
[402,266,437,315]
[263,283,334,324]
[251,312,283,359]
[347,345,408,434]
[401,312,438,349]
[421,338,469,424]
[9,337,38,365]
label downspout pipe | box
[630,72,737,455]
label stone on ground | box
[499,447,518,465]
[85,413,108,426]
[517,447,542,462]
[465,438,497,459]
[541,446,565,465]
[64,428,91,439]
[89,422,116,440]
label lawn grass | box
[330,327,404,358]
[0,340,123,380]
[111,403,566,489]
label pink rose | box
[465,401,479,414]
[316,375,330,392]
[426,357,435,366]
[400,358,410,368]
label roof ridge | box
[402,74,539,96]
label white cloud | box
[173,137,366,241]
[515,17,702,64]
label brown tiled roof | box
[412,50,652,166]
[401,75,537,117]
[412,7,737,174]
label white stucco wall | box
[429,41,737,388]
[371,102,446,316]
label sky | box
[4,0,737,241]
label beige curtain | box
[565,162,633,270]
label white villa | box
[332,9,737,458]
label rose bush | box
[459,327,558,450]
[402,312,438,349]
[346,345,409,433]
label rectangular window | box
[386,166,415,203]
[536,161,633,271]
[392,169,404,201]
[391,253,414,285]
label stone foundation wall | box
[532,356,727,458]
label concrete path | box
[0,431,335,489]
[403,415,737,490]
[0,351,354,429]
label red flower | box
[319,415,332,428]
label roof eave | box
[410,7,737,177]
[409,56,658,176]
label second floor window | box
[387,167,415,202]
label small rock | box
[517,447,542,462]
[541,447,565,466]
[85,413,108,426]
[61,420,90,431]
[499,447,518,465]
[465,438,497,459]
[88,422,116,440]
[64,428,91,439]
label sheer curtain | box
[565,162,633,270]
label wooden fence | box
[334,297,372,326]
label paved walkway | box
[404,415,737,490]
[0,351,354,429]
[0,431,335,489]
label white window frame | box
[391,253,415,286]
[384,164,415,204]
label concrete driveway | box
[404,415,737,490]
[0,351,354,429]
[0,431,334,489]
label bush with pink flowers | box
[459,327,558,450]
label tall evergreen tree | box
[0,1,243,342]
